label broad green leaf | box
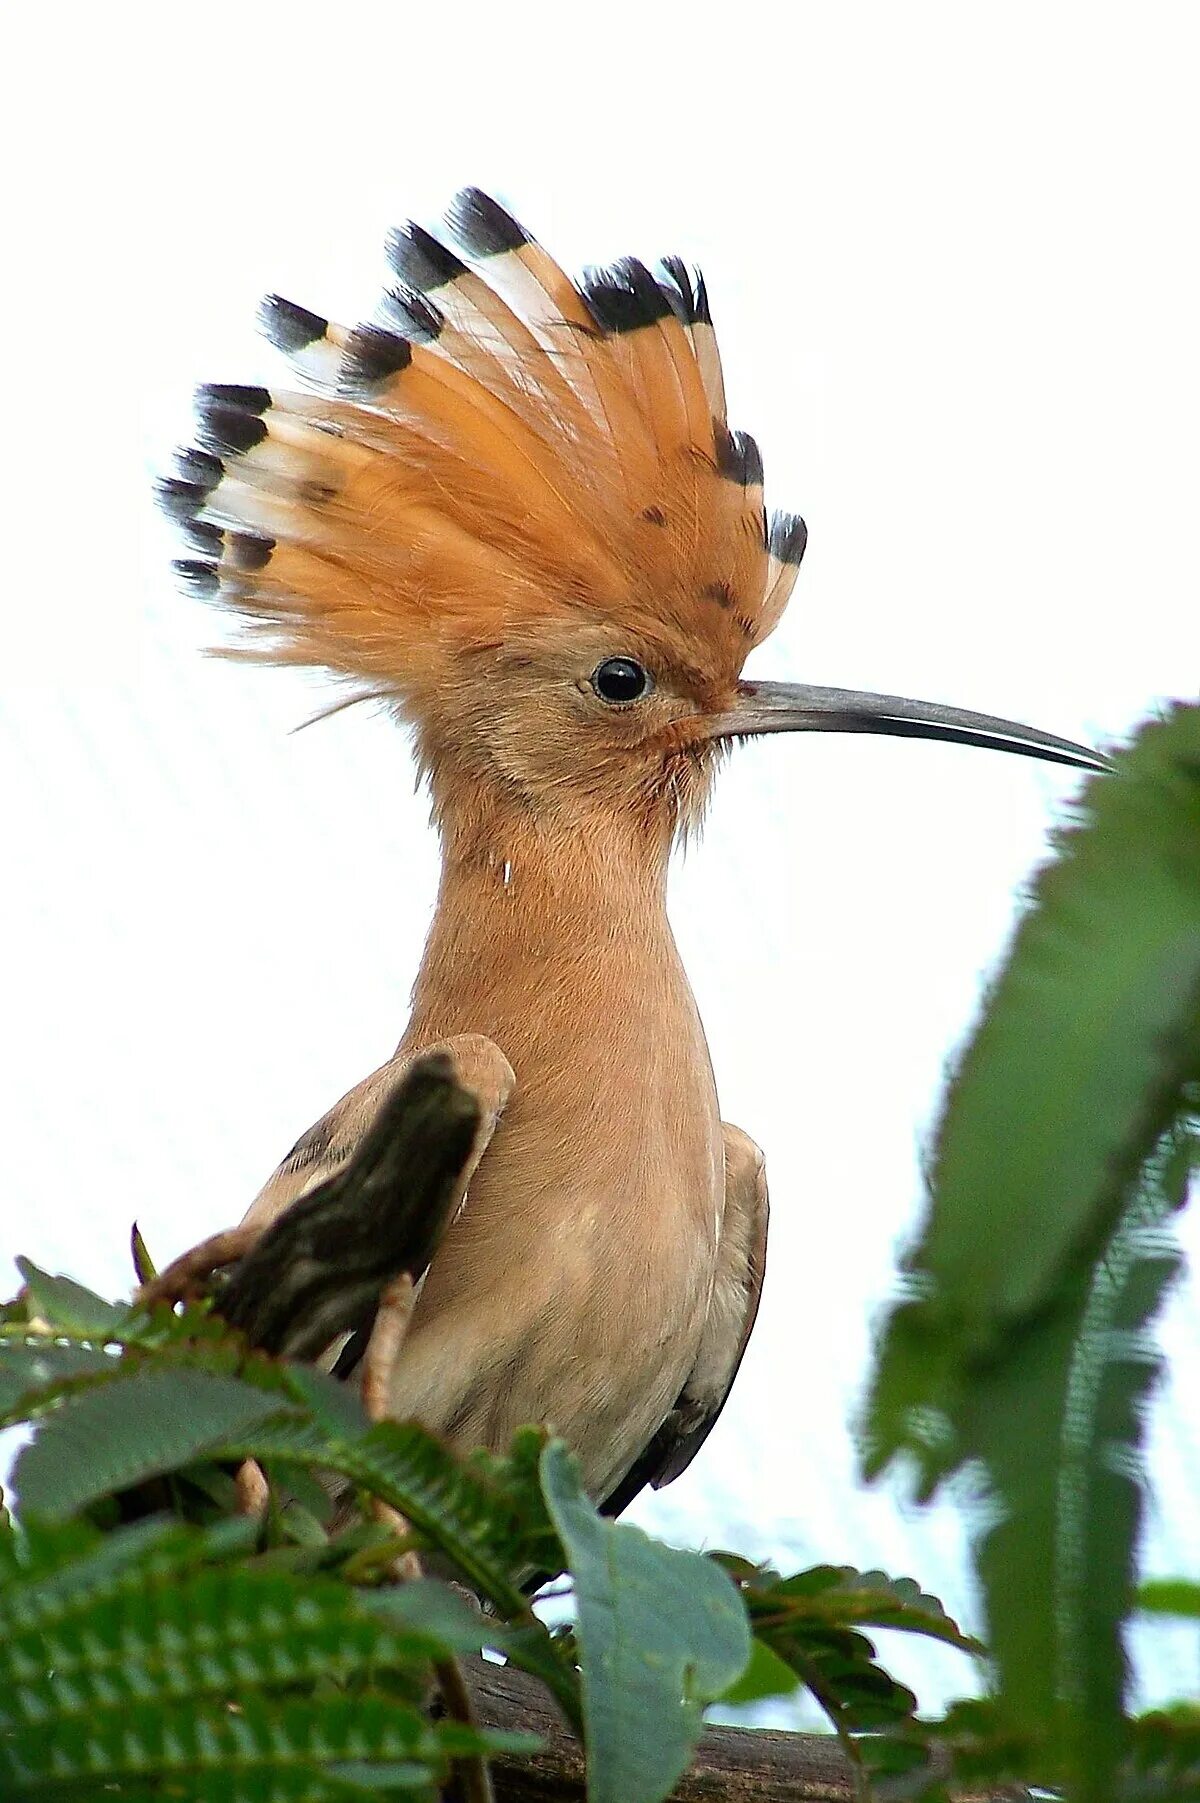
[541,1439,750,1803]
[15,1258,129,1337]
[13,1367,296,1518]
[282,1361,372,1437]
[1137,1579,1200,1618]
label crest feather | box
[162,191,805,702]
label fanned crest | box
[161,190,806,712]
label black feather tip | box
[197,383,271,415]
[714,423,764,488]
[448,187,529,257]
[180,518,224,558]
[259,294,328,355]
[581,258,673,334]
[385,222,467,291]
[156,475,212,523]
[658,255,712,326]
[194,392,269,458]
[175,446,224,488]
[172,559,219,595]
[229,531,275,572]
[341,324,413,388]
[769,511,808,566]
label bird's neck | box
[403,803,682,1052]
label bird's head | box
[163,190,1104,849]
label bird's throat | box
[404,806,682,1066]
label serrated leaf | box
[0,1514,517,1800]
[15,1259,129,1337]
[749,1563,980,1653]
[917,705,1200,1331]
[541,1439,750,1803]
[2,1514,257,1607]
[219,1415,547,1618]
[970,1154,1183,1800]
[863,707,1200,1802]
[13,1367,296,1518]
[0,1337,118,1420]
[211,1405,579,1721]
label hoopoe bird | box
[161,190,1105,1513]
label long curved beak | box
[706,680,1110,773]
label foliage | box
[717,1556,982,1797]
[0,1261,985,1799]
[865,701,1200,1800]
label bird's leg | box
[363,1271,423,1580]
[233,1457,270,1519]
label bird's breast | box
[391,921,724,1497]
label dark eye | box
[591,657,653,704]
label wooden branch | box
[214,1053,481,1359]
[462,1660,1021,1803]
[465,1656,848,1801]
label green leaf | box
[219,1415,550,1619]
[863,707,1200,1802]
[972,1150,1183,1799]
[0,1337,118,1420]
[129,1222,156,1285]
[914,705,1200,1336]
[717,1634,801,1704]
[211,1406,579,1722]
[716,1560,978,1794]
[0,1513,516,1801]
[15,1258,129,1337]
[749,1563,981,1654]
[358,1577,497,1655]
[540,1439,750,1803]
[1138,1578,1200,1618]
[13,1366,296,1518]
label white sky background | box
[4,0,1198,1718]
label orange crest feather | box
[161,190,806,709]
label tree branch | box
[462,1660,1020,1803]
